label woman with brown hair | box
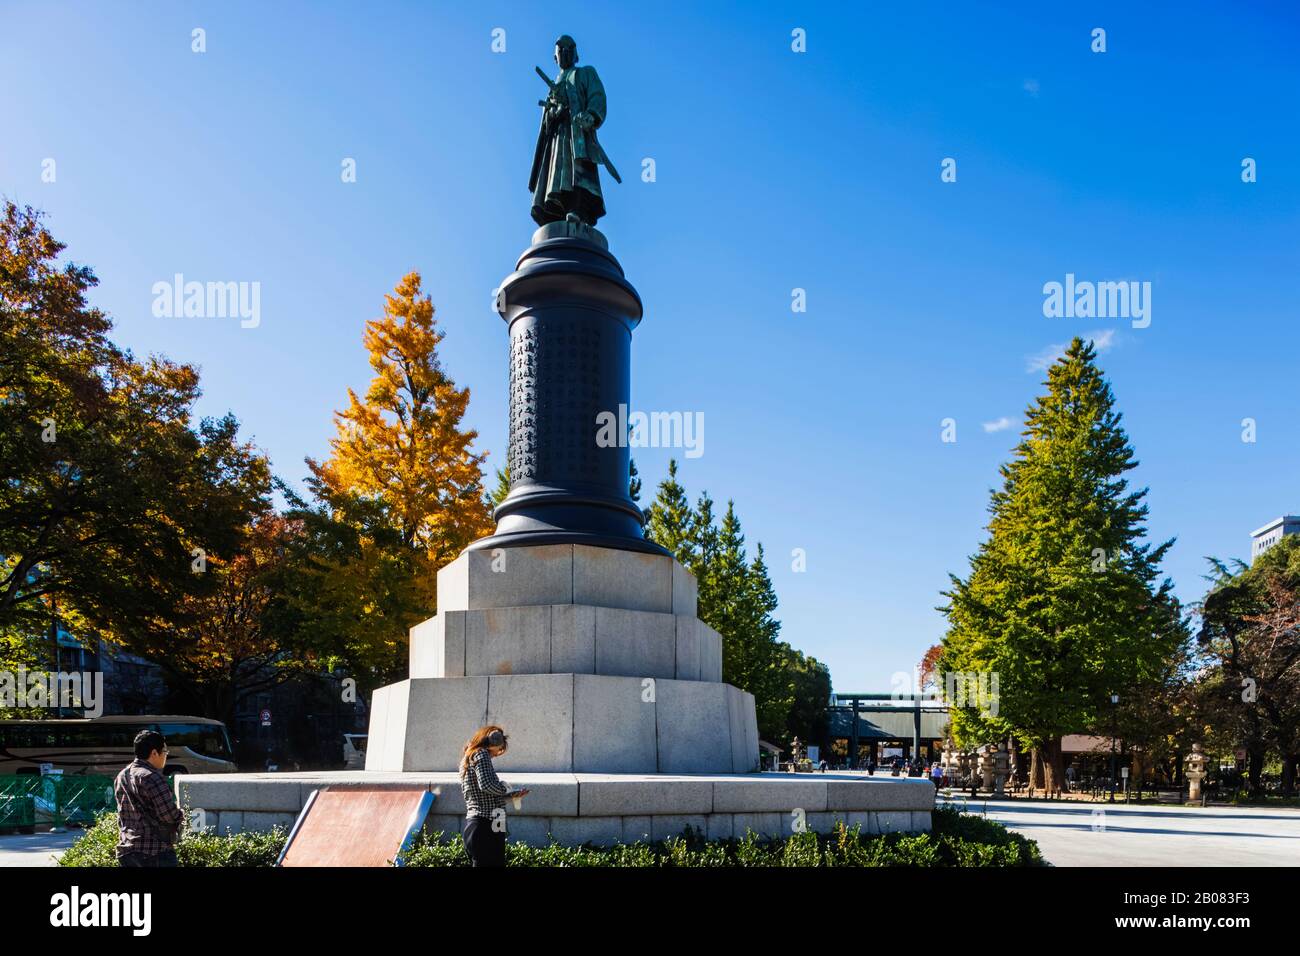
[458,725,529,867]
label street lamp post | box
[1109,693,1119,804]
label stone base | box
[366,674,758,774]
[366,542,759,775]
[175,771,935,847]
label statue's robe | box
[529,64,615,226]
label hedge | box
[60,805,1041,867]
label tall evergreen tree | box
[940,337,1183,794]
[487,466,510,511]
[643,459,697,565]
[690,491,720,622]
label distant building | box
[1251,516,1300,560]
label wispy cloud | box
[1026,329,1116,372]
[1023,78,1040,97]
[982,417,1014,433]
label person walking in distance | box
[459,725,529,867]
[114,729,185,867]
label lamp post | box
[1109,693,1119,804]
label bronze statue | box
[529,36,621,228]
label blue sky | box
[3,1,1298,693]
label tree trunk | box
[1248,747,1265,798]
[1041,737,1067,799]
[1281,754,1297,797]
[1028,747,1044,798]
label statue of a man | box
[529,35,621,228]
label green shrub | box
[395,811,1043,868]
[59,812,286,867]
[64,808,1043,868]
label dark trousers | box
[463,815,506,867]
[118,848,178,868]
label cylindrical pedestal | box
[469,228,668,555]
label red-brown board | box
[278,787,434,867]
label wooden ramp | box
[277,787,435,867]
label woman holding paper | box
[458,725,529,867]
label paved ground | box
[0,831,80,867]
[970,798,1300,866]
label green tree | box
[0,202,270,658]
[644,459,698,566]
[1197,538,1300,796]
[940,337,1183,795]
[265,477,433,690]
[487,466,511,511]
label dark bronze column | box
[468,225,668,556]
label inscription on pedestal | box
[509,321,604,484]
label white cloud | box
[1023,78,1040,97]
[1026,329,1116,372]
[982,417,1014,433]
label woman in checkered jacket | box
[458,725,530,866]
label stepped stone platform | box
[174,771,936,846]
[367,543,758,775]
[180,545,936,848]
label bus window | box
[156,723,233,761]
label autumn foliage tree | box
[156,513,310,728]
[0,201,269,667]
[273,272,493,688]
[310,271,492,563]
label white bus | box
[0,715,237,775]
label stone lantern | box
[977,747,992,791]
[1185,743,1208,803]
[992,742,1010,797]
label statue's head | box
[554,35,578,69]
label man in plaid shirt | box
[114,729,185,867]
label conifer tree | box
[487,466,510,511]
[940,337,1183,794]
[643,459,697,565]
[691,491,720,621]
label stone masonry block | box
[594,606,675,679]
[409,612,466,678]
[711,777,828,814]
[487,674,574,772]
[575,775,714,816]
[548,816,623,848]
[551,603,595,673]
[672,561,698,616]
[437,544,574,612]
[403,677,489,771]
[656,679,731,773]
[573,544,672,612]
[673,616,702,681]
[699,622,723,683]
[651,814,708,842]
[572,674,657,773]
[466,605,552,676]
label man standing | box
[114,729,185,867]
[529,35,621,227]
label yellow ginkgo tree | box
[311,271,493,566]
